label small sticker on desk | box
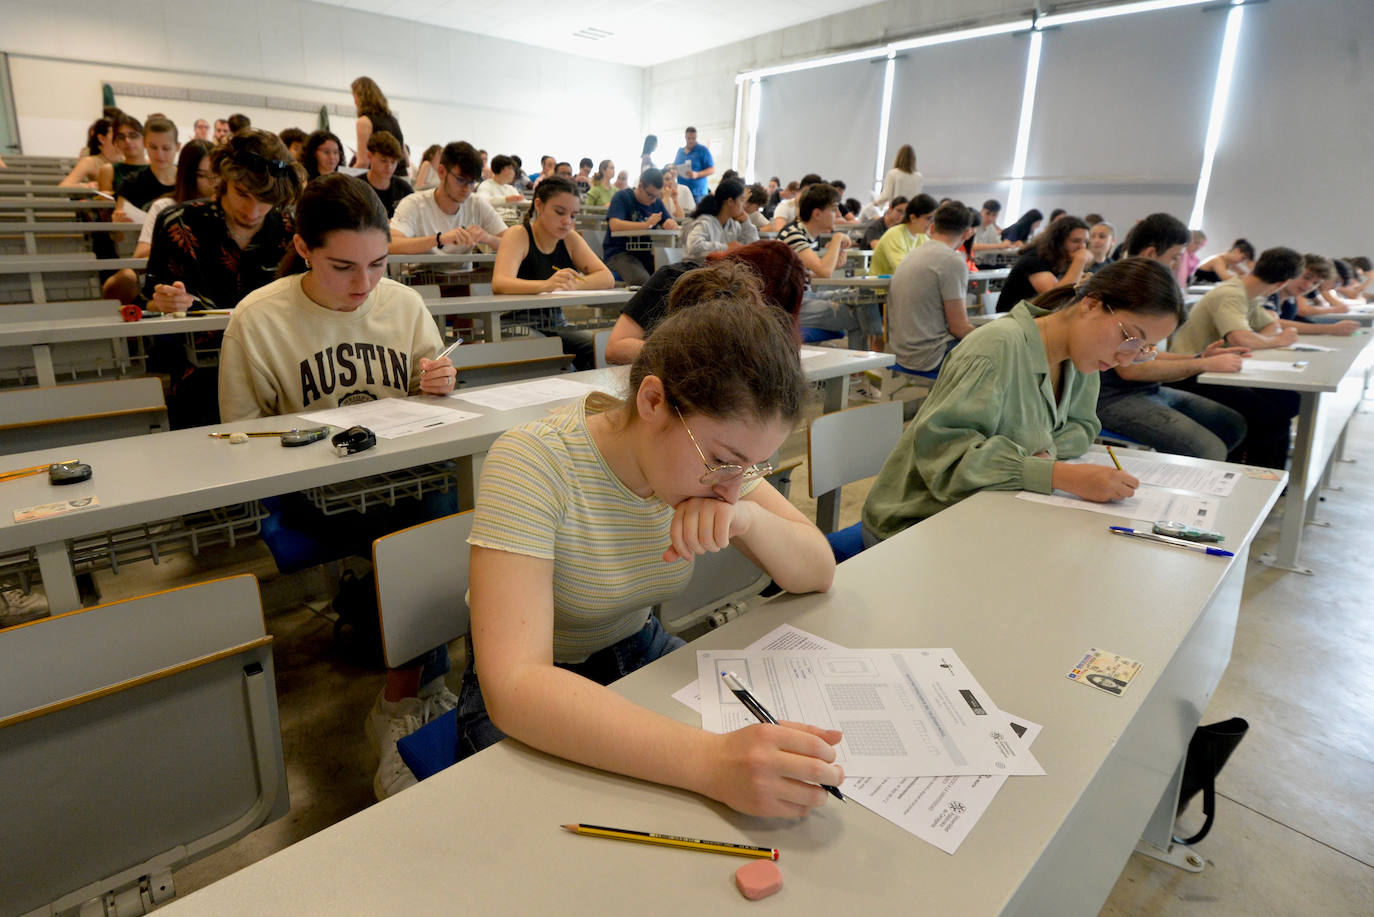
[1242,466,1282,480]
[13,497,100,523]
[1068,647,1142,696]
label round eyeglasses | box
[675,406,774,486]
[1102,302,1158,364]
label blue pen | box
[1108,526,1234,557]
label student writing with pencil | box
[492,175,614,369]
[862,259,1185,545]
[463,272,844,817]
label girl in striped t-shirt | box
[463,276,842,818]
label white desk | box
[421,290,631,341]
[1197,331,1374,573]
[1,350,887,613]
[155,454,1283,916]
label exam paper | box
[298,400,478,439]
[799,347,830,361]
[845,716,1043,855]
[697,648,1043,778]
[1278,343,1336,352]
[1016,487,1218,527]
[118,199,147,225]
[451,377,607,411]
[673,624,841,713]
[1070,453,1240,497]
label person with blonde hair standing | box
[351,75,407,176]
[873,143,923,209]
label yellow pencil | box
[561,823,778,860]
[1105,445,1123,471]
[0,459,78,483]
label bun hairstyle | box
[627,289,805,426]
[1032,257,1184,323]
[706,241,805,332]
[277,172,387,277]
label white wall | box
[0,0,644,174]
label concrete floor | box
[81,376,1374,914]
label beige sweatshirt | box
[219,275,442,421]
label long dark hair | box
[1002,209,1042,243]
[689,178,746,220]
[277,172,388,276]
[524,176,579,226]
[1032,257,1184,322]
[1033,215,1089,275]
[86,118,115,156]
[173,140,215,202]
[302,130,344,179]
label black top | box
[354,174,412,217]
[362,108,406,176]
[142,199,295,309]
[861,217,889,250]
[516,223,575,280]
[1193,267,1222,284]
[111,162,148,197]
[119,168,175,210]
[622,261,698,335]
[996,251,1055,313]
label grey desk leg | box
[1335,425,1354,464]
[820,377,849,414]
[32,344,57,388]
[816,489,840,534]
[1134,754,1205,873]
[454,453,484,513]
[483,311,501,342]
[1260,392,1317,575]
[36,540,81,613]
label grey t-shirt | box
[889,239,969,372]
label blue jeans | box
[455,614,685,760]
[1096,387,1247,461]
[799,293,884,346]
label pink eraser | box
[734,860,783,900]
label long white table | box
[154,451,1284,916]
[0,348,889,613]
[1197,330,1373,573]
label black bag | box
[1173,716,1248,845]
[331,568,386,670]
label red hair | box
[708,240,805,335]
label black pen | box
[721,671,845,801]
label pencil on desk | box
[561,824,779,860]
[0,459,78,483]
[1105,445,1123,471]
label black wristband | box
[435,231,442,249]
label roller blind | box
[752,58,886,196]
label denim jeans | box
[1096,387,1247,461]
[799,293,884,346]
[455,614,686,760]
[1166,378,1299,469]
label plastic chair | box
[593,329,611,368]
[0,575,288,916]
[807,400,905,561]
[373,513,475,781]
[801,327,846,345]
[1096,428,1156,452]
[887,361,939,401]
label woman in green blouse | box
[862,258,1185,544]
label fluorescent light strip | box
[745,79,761,183]
[1037,0,1211,29]
[732,79,746,174]
[1005,29,1043,220]
[873,53,896,194]
[889,19,1031,52]
[1189,2,1245,228]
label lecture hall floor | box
[84,381,1374,915]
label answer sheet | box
[298,400,478,439]
[1016,487,1217,527]
[696,647,1043,778]
[1236,360,1308,374]
[845,716,1043,855]
[451,377,607,411]
[1069,453,1240,497]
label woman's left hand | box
[418,355,455,394]
[663,497,754,562]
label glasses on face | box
[675,406,773,487]
[234,149,294,177]
[1102,302,1157,364]
[447,172,477,190]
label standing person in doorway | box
[351,75,407,176]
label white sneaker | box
[419,678,460,720]
[372,708,424,800]
[0,583,49,628]
[364,694,426,754]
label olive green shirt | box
[1171,276,1276,355]
[584,184,614,208]
[862,300,1101,540]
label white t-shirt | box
[218,274,442,421]
[138,197,176,247]
[389,188,508,255]
[772,197,798,226]
[875,168,923,206]
[477,179,520,223]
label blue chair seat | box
[801,327,846,344]
[888,362,939,380]
[397,708,460,782]
[826,523,866,563]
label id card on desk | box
[1068,647,1142,696]
[13,496,100,523]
